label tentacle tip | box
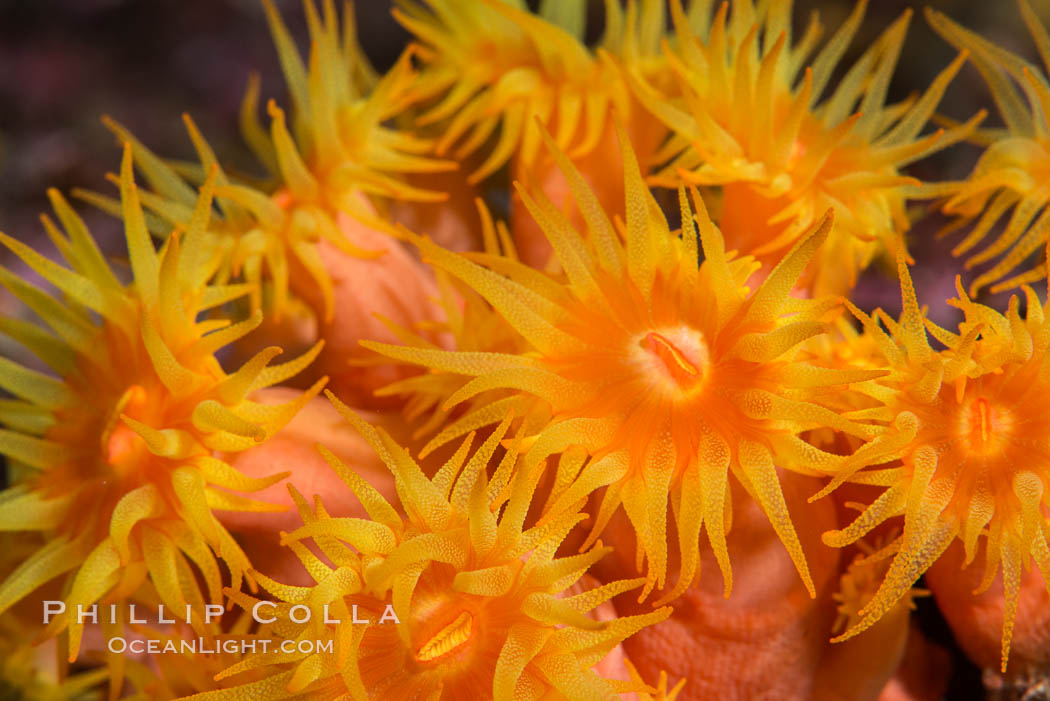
[652,591,676,608]
[636,579,657,604]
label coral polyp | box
[80,0,453,323]
[194,392,669,700]
[368,125,882,603]
[928,1,1050,296]
[394,0,665,183]
[396,0,592,182]
[831,538,927,637]
[823,256,1050,672]
[632,0,981,296]
[0,146,323,661]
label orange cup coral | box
[821,255,1050,672]
[0,146,324,663]
[630,0,982,296]
[80,0,453,328]
[606,471,840,701]
[928,0,1050,296]
[367,123,885,606]
[188,391,670,700]
[6,0,1050,696]
[395,0,671,268]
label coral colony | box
[6,0,1050,699]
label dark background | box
[0,0,1035,322]
[0,2,1044,698]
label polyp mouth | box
[961,395,1014,456]
[637,327,710,392]
[415,610,474,663]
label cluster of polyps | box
[2,1,1050,700]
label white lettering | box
[379,605,400,624]
[76,604,97,625]
[42,600,65,624]
[103,635,329,656]
[253,601,277,624]
[289,604,311,624]
[128,604,146,624]
[204,604,224,624]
